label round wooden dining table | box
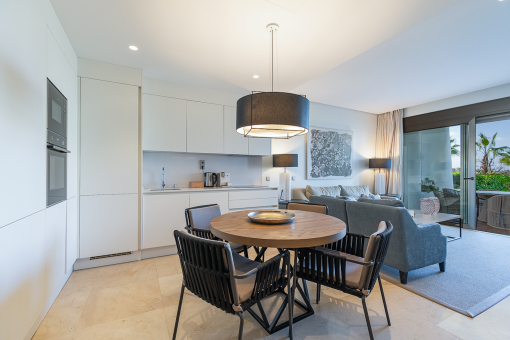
[210,209,346,339]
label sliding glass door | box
[403,125,469,222]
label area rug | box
[380,225,510,317]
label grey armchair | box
[346,202,447,284]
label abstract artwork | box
[306,126,353,179]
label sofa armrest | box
[292,188,308,201]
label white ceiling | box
[50,0,509,114]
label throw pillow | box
[305,185,342,199]
[341,185,371,198]
[361,194,381,199]
[357,197,405,207]
[336,196,357,201]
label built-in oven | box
[47,79,69,207]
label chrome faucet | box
[161,167,166,189]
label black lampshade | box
[236,92,309,139]
[369,158,391,169]
[273,154,298,168]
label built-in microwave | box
[47,79,70,207]
[47,79,67,138]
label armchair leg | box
[236,312,244,340]
[399,271,408,284]
[439,262,446,272]
[378,275,391,326]
[362,296,374,340]
[172,284,185,340]
[316,284,321,304]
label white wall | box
[0,0,78,339]
[143,151,263,189]
[404,82,510,118]
[263,102,378,193]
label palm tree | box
[476,132,509,174]
[476,132,497,174]
[450,138,460,156]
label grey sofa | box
[309,195,447,284]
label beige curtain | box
[375,109,403,195]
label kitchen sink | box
[148,188,182,191]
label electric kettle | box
[204,172,217,187]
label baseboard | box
[141,245,177,259]
[74,250,142,270]
[24,267,74,340]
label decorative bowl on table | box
[247,210,295,225]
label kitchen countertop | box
[143,186,279,194]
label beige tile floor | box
[33,249,510,340]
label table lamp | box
[273,154,298,201]
[369,158,391,195]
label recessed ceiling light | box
[129,45,138,51]
[253,75,259,78]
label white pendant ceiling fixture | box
[236,24,310,139]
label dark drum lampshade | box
[236,92,309,139]
[273,154,298,168]
[369,158,391,169]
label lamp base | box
[279,172,291,201]
[374,172,386,195]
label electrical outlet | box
[199,160,205,170]
[292,176,296,181]
[266,176,270,181]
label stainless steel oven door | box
[47,145,67,207]
[47,78,67,138]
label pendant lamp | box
[236,24,310,139]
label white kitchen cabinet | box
[189,192,229,214]
[143,94,187,152]
[228,189,278,211]
[66,196,78,273]
[80,194,138,258]
[45,201,67,297]
[80,78,139,195]
[223,106,248,155]
[249,137,271,156]
[143,193,190,249]
[186,101,223,154]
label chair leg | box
[243,245,249,258]
[439,262,446,272]
[172,284,185,340]
[362,296,374,340]
[378,275,391,326]
[316,283,321,304]
[399,271,408,284]
[236,312,244,340]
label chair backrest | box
[362,221,393,291]
[487,195,510,229]
[288,202,328,214]
[185,204,221,230]
[173,230,238,313]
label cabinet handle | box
[463,177,474,180]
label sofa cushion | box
[340,185,371,198]
[305,185,342,199]
[336,196,357,201]
[357,197,404,207]
[309,195,348,225]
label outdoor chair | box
[172,230,290,340]
[185,204,251,257]
[295,221,393,340]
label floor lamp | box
[273,154,298,201]
[369,158,391,195]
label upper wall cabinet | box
[143,94,186,152]
[249,137,271,156]
[223,106,248,155]
[80,78,139,195]
[187,101,223,154]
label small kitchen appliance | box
[215,172,231,187]
[204,172,217,187]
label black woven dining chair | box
[172,230,291,340]
[295,221,393,340]
[184,204,250,257]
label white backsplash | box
[143,151,263,189]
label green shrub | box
[451,172,510,191]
